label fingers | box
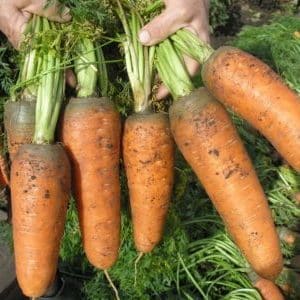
[21,0,71,23]
[156,84,169,101]
[65,69,77,89]
[0,5,31,49]
[139,9,187,46]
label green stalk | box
[75,37,97,98]
[156,39,194,99]
[95,45,108,97]
[33,19,64,144]
[116,0,154,113]
[171,29,214,65]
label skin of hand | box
[0,0,71,49]
[139,0,210,99]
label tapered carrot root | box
[61,97,121,270]
[4,100,35,160]
[202,46,300,171]
[11,144,70,297]
[170,88,282,280]
[252,276,284,300]
[123,112,174,253]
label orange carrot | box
[123,112,174,253]
[61,97,121,269]
[170,87,282,280]
[156,40,283,280]
[11,17,70,298]
[11,144,70,297]
[252,276,284,300]
[117,5,175,254]
[201,46,300,171]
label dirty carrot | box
[156,39,282,280]
[11,17,70,298]
[117,2,174,254]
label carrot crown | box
[116,0,155,113]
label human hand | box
[0,0,71,49]
[139,0,210,99]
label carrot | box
[60,38,121,273]
[11,144,70,297]
[117,4,174,254]
[10,17,70,298]
[4,99,35,160]
[61,97,121,269]
[123,113,174,253]
[156,40,282,280]
[171,30,300,172]
[251,275,284,300]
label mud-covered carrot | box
[117,2,174,254]
[11,18,70,298]
[171,29,300,172]
[61,38,121,271]
[156,39,282,280]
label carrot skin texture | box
[60,97,121,270]
[202,46,300,171]
[4,100,35,160]
[170,88,282,280]
[11,144,70,297]
[123,112,174,253]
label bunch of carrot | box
[3,2,300,299]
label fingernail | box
[61,7,71,20]
[139,30,150,44]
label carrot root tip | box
[134,252,144,287]
[104,269,120,300]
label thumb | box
[139,9,185,46]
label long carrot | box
[11,18,70,298]
[156,39,282,280]
[171,29,300,172]
[117,3,174,254]
[61,40,121,269]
